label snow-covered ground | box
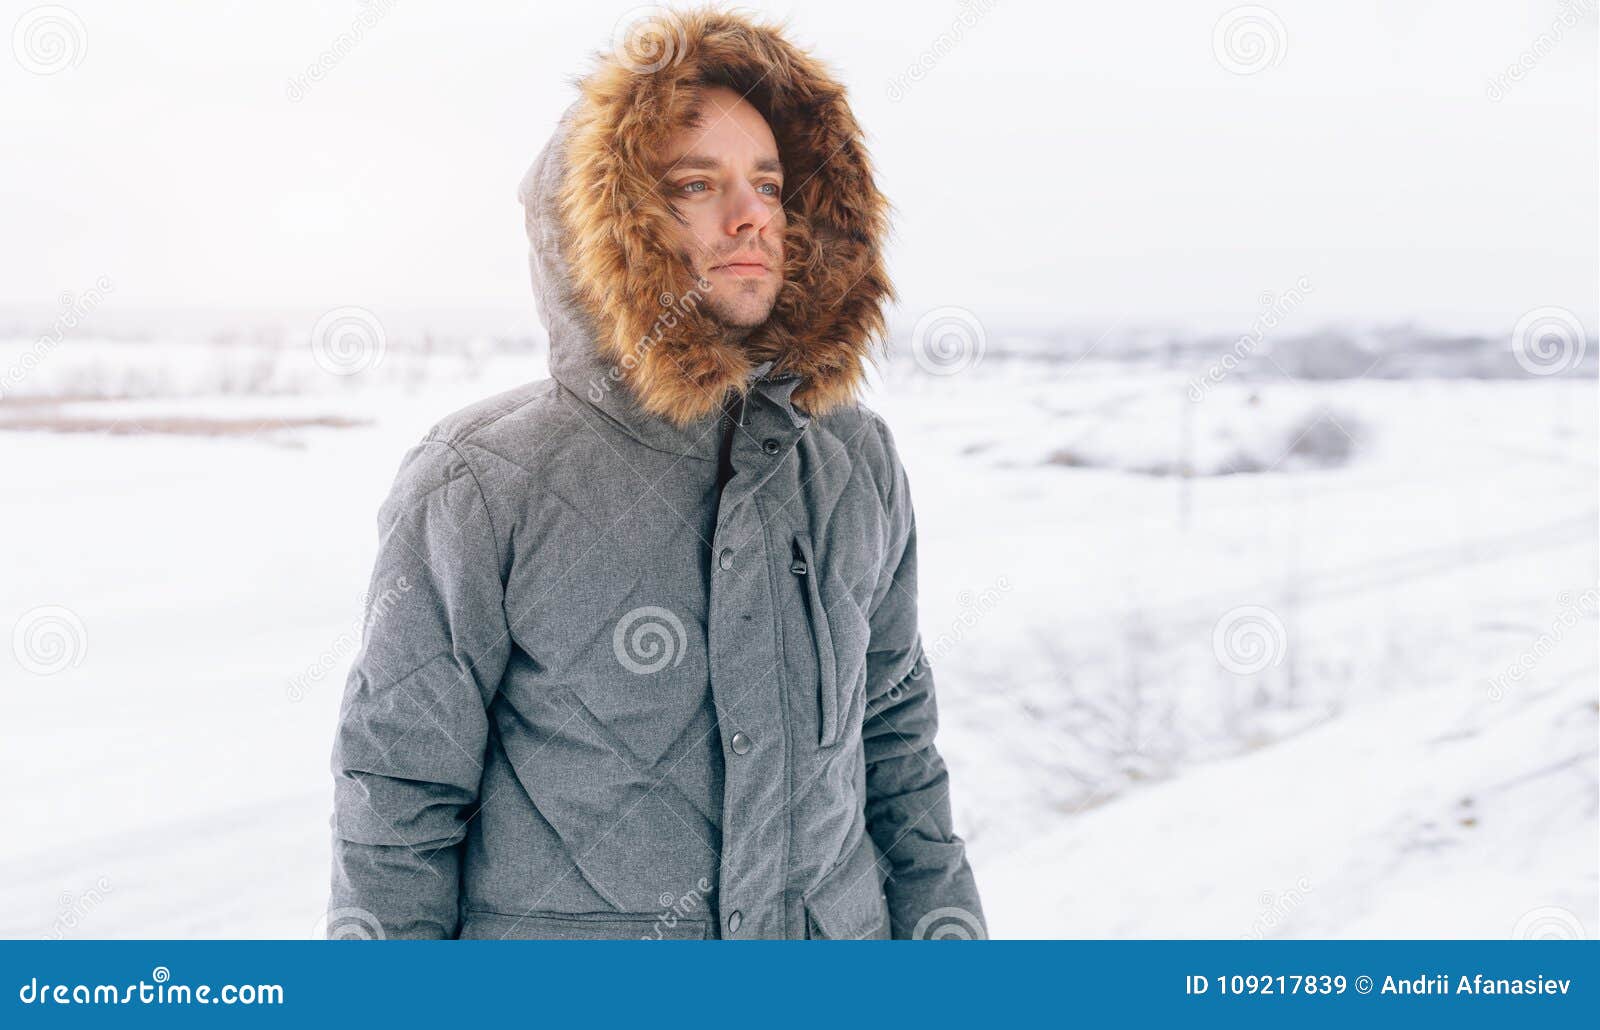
[0,334,1594,939]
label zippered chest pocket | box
[790,534,870,749]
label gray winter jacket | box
[327,9,983,940]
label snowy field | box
[0,329,1595,939]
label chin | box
[709,303,777,331]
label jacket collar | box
[550,322,809,460]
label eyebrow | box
[666,153,784,176]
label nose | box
[722,180,775,239]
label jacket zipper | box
[791,534,839,748]
[715,393,744,495]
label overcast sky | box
[2,0,1595,334]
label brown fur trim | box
[560,6,893,426]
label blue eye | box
[680,181,708,194]
[758,183,781,197]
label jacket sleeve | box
[860,418,987,940]
[327,434,511,939]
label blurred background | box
[1,0,1595,939]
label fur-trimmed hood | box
[518,7,892,435]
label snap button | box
[727,910,742,934]
[762,438,781,455]
[718,548,734,571]
[730,731,752,755]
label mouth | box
[710,258,772,279]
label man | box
[328,8,984,940]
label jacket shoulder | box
[811,400,906,514]
[424,376,566,448]
[386,376,579,518]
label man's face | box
[659,85,785,332]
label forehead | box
[660,85,781,169]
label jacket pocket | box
[802,836,892,940]
[790,534,840,748]
[459,909,709,940]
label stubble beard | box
[678,248,781,346]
